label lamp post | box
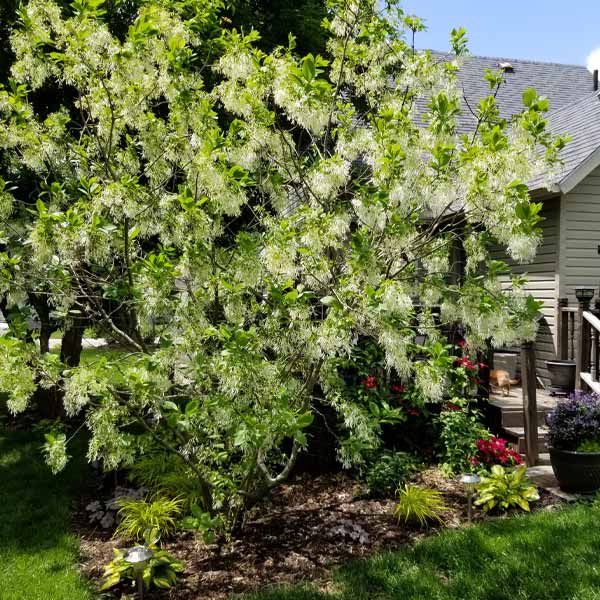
[124,545,154,600]
[574,287,595,304]
[460,473,481,524]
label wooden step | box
[502,426,549,454]
[494,408,548,428]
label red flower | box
[478,362,488,370]
[473,435,522,467]
[445,402,461,412]
[457,340,466,348]
[470,457,479,466]
[407,409,420,416]
[390,383,405,393]
[362,375,377,390]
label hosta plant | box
[114,496,184,541]
[394,484,448,528]
[100,532,184,592]
[474,465,539,513]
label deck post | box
[558,298,569,360]
[521,341,538,467]
[575,294,592,390]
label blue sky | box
[401,0,600,68]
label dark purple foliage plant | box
[546,392,600,451]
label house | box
[444,53,600,384]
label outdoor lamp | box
[574,287,595,303]
[459,473,481,524]
[124,545,154,600]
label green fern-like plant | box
[394,484,448,528]
[474,464,539,513]
[128,452,208,510]
[114,495,184,541]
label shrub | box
[474,465,539,513]
[114,496,184,541]
[471,436,522,469]
[436,399,490,475]
[100,531,184,592]
[394,484,448,527]
[546,392,600,451]
[364,451,421,497]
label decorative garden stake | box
[124,545,154,600]
[460,473,481,524]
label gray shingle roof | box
[529,91,600,191]
[431,52,593,134]
[429,53,600,192]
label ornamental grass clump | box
[114,496,184,541]
[394,484,448,528]
[546,392,600,451]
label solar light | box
[124,545,154,600]
[574,287,595,303]
[460,473,481,524]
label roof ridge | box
[428,49,588,70]
[547,90,600,118]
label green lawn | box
[247,503,600,600]
[0,430,93,600]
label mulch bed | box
[76,468,562,599]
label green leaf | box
[522,88,537,108]
[185,399,199,416]
[302,55,316,81]
[296,412,314,428]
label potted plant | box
[545,359,576,395]
[546,392,600,492]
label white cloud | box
[586,47,600,73]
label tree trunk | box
[28,293,56,355]
[61,318,86,367]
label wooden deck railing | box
[579,310,600,394]
[558,297,600,394]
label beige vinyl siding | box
[560,166,600,305]
[491,196,560,384]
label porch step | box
[493,407,548,428]
[503,426,549,454]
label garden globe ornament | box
[460,473,481,523]
[124,545,153,600]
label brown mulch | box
[77,468,561,600]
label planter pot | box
[549,447,600,493]
[545,360,576,394]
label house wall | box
[491,196,561,384]
[560,166,600,304]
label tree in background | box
[0,0,565,527]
